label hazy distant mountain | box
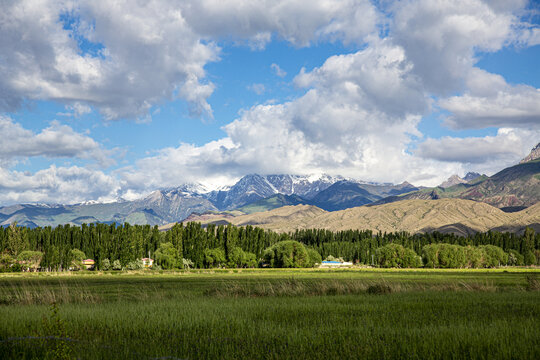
[309,181,419,211]
[0,190,217,228]
[0,173,421,227]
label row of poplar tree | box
[0,222,538,271]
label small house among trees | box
[141,258,154,268]
[82,259,95,270]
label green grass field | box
[1,269,539,359]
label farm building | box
[141,258,154,268]
[82,259,95,270]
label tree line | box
[0,222,538,271]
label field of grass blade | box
[0,269,538,359]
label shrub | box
[507,250,524,266]
[182,258,194,270]
[306,248,322,267]
[480,245,508,267]
[112,259,122,270]
[0,253,18,272]
[17,250,43,271]
[375,243,421,268]
[69,249,86,270]
[263,241,310,268]
[101,258,111,271]
[126,259,144,270]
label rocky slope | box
[373,159,540,209]
[439,172,482,188]
[520,142,540,164]
[202,174,345,209]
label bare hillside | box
[223,199,540,235]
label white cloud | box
[415,128,540,171]
[117,41,462,190]
[439,68,540,129]
[181,0,379,46]
[391,0,532,94]
[271,63,287,78]
[0,165,121,205]
[57,102,92,118]
[0,116,114,166]
[0,0,380,121]
[1,0,539,206]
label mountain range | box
[373,158,540,210]
[1,142,539,230]
[0,174,418,228]
[176,199,540,237]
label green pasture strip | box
[0,268,538,303]
[1,290,538,359]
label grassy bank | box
[1,269,539,359]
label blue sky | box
[0,0,539,205]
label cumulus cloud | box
[118,41,460,191]
[181,0,379,46]
[416,128,540,168]
[391,0,532,94]
[439,68,540,129]
[0,116,114,166]
[0,0,223,120]
[1,0,539,205]
[0,0,380,121]
[0,165,120,205]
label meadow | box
[0,269,539,359]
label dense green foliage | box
[204,248,226,268]
[375,243,422,268]
[154,242,179,269]
[262,240,323,268]
[16,250,43,271]
[0,271,538,359]
[422,244,510,268]
[0,222,539,270]
[263,240,310,268]
[293,227,540,265]
[226,247,257,268]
